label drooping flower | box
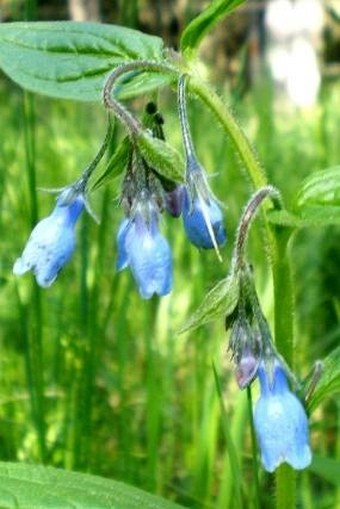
[13,190,84,287]
[254,360,312,472]
[177,75,226,252]
[116,197,172,299]
[182,185,226,249]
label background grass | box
[0,41,340,508]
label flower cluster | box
[13,91,226,297]
[114,97,226,299]
[227,263,312,473]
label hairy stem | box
[233,186,281,271]
[103,60,177,136]
[188,77,267,191]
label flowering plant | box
[0,1,339,508]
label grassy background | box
[0,47,340,508]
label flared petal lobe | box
[182,189,226,249]
[254,361,312,472]
[13,196,84,287]
[116,210,172,299]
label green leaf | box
[0,21,173,101]
[299,204,340,226]
[0,462,187,509]
[309,455,340,486]
[137,132,184,183]
[89,136,131,191]
[307,345,340,412]
[267,209,301,228]
[180,0,245,57]
[297,166,340,207]
[268,205,340,228]
[179,274,240,334]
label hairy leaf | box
[180,0,245,57]
[137,132,184,183]
[297,166,340,207]
[0,21,173,101]
[179,274,240,334]
[0,462,186,509]
[268,206,340,228]
[307,346,340,412]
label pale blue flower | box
[254,360,312,472]
[182,187,226,249]
[13,193,84,287]
[116,201,172,299]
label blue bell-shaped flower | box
[254,360,312,472]
[13,190,84,287]
[116,197,172,299]
[182,185,226,249]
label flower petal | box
[182,189,226,249]
[125,220,172,299]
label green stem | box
[246,387,261,509]
[272,228,294,365]
[272,227,295,508]
[188,77,267,191]
[276,465,296,509]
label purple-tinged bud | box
[235,349,259,389]
[229,316,261,388]
[165,185,184,218]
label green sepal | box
[137,131,185,184]
[178,273,240,334]
[89,136,132,191]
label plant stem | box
[233,186,281,272]
[102,60,177,136]
[246,387,261,509]
[272,228,294,364]
[188,77,267,191]
[272,227,296,508]
[276,465,296,509]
